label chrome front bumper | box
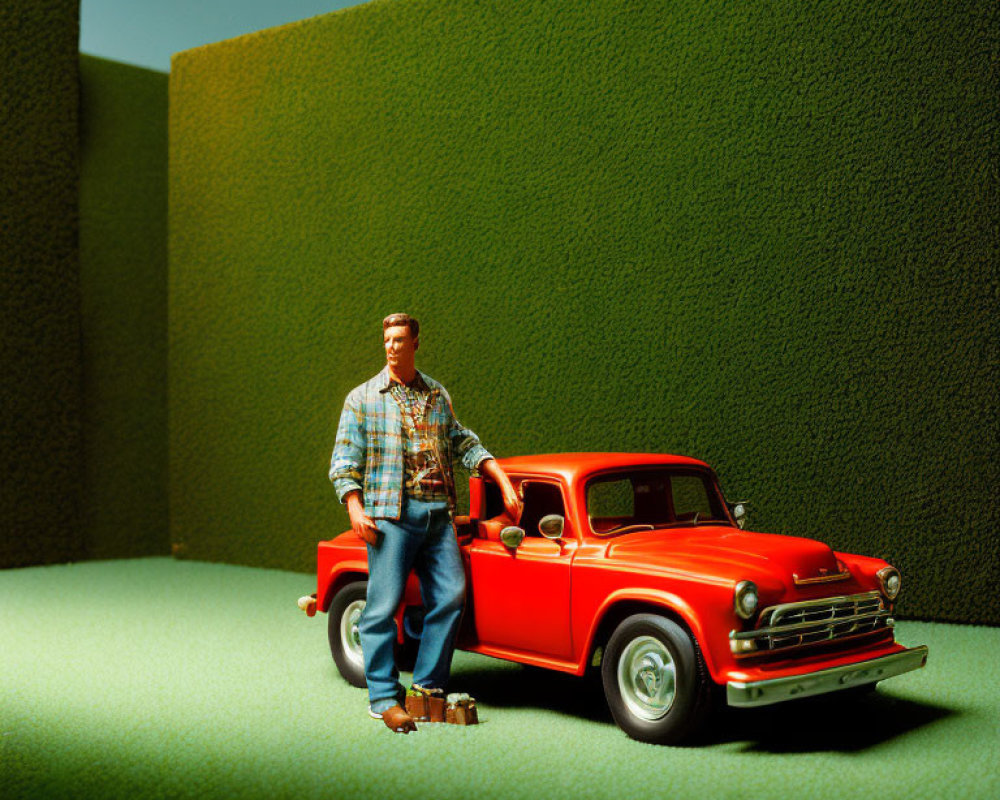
[726,645,929,708]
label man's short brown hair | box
[382,313,419,339]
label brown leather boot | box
[379,704,417,734]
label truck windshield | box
[586,468,729,536]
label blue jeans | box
[360,497,466,713]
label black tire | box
[328,581,368,688]
[395,605,424,673]
[396,633,419,673]
[601,613,712,745]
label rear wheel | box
[396,607,423,672]
[328,581,368,688]
[327,582,422,684]
[601,614,712,744]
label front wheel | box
[328,581,368,688]
[601,614,712,744]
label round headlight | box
[734,580,759,619]
[878,567,901,600]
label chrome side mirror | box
[500,526,526,549]
[538,514,564,540]
[729,501,749,529]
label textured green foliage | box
[169,0,998,622]
[79,56,169,559]
[0,0,83,566]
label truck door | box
[467,479,574,659]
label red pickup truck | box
[305,452,928,744]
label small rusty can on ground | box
[427,696,446,722]
[406,691,446,722]
[445,693,479,725]
[404,693,428,721]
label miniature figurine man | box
[329,313,520,733]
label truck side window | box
[483,479,506,519]
[519,482,566,538]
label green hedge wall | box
[79,56,169,559]
[169,0,998,623]
[0,0,84,567]
[0,40,168,566]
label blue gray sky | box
[80,0,363,73]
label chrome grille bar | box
[730,591,891,656]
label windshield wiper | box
[656,515,728,528]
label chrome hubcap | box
[617,635,676,720]
[340,599,365,668]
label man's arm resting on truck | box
[479,458,522,521]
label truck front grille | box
[730,591,891,657]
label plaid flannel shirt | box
[329,367,492,519]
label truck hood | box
[604,526,843,584]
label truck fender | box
[582,588,718,679]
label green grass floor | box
[1,558,997,799]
